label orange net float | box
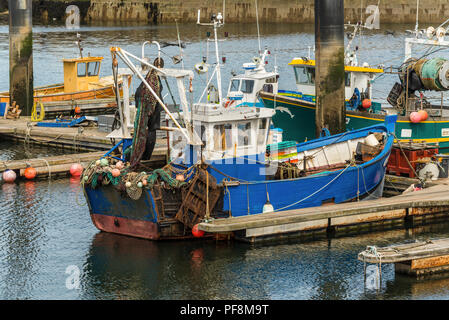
[70,163,84,177]
[362,99,372,109]
[418,109,428,121]
[192,224,205,238]
[24,167,37,180]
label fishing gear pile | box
[81,157,190,200]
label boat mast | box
[197,9,225,106]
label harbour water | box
[2,22,449,300]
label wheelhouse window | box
[294,66,315,85]
[238,122,252,147]
[257,119,268,145]
[87,62,100,76]
[262,84,273,93]
[200,125,207,149]
[230,79,240,92]
[241,80,255,94]
[214,124,233,151]
[77,63,87,77]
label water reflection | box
[74,220,449,300]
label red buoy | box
[362,99,372,109]
[192,224,205,238]
[70,163,84,177]
[24,167,37,180]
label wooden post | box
[314,0,345,137]
[9,0,33,117]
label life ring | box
[224,100,234,108]
[194,62,208,74]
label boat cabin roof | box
[231,71,278,81]
[63,56,104,64]
[190,103,275,123]
[289,58,384,74]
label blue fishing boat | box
[81,13,396,240]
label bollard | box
[9,0,33,117]
[314,0,345,137]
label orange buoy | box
[2,170,16,183]
[74,106,81,114]
[111,168,121,177]
[24,167,37,180]
[362,99,372,109]
[176,174,185,181]
[192,224,205,238]
[418,109,428,121]
[70,163,83,177]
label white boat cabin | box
[167,103,275,162]
[287,58,383,101]
[226,51,279,107]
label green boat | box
[259,31,449,153]
[261,91,449,153]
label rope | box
[239,163,353,214]
[35,158,52,179]
[31,101,45,122]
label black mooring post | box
[9,0,33,116]
[314,0,345,137]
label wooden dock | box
[0,117,117,151]
[0,117,169,151]
[198,180,449,242]
[358,238,449,276]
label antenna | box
[175,20,184,69]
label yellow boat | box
[0,55,125,104]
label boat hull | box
[83,120,394,240]
[0,82,120,104]
[260,91,449,152]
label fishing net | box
[129,58,164,168]
[81,157,190,200]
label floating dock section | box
[198,181,449,243]
[358,238,449,277]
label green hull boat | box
[260,92,449,153]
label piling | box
[9,0,33,117]
[314,0,345,137]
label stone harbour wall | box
[85,0,449,24]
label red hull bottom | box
[91,214,160,240]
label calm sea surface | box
[1,21,449,300]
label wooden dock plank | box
[0,151,105,172]
[198,184,449,234]
[0,149,167,175]
[0,117,168,151]
[0,126,15,134]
